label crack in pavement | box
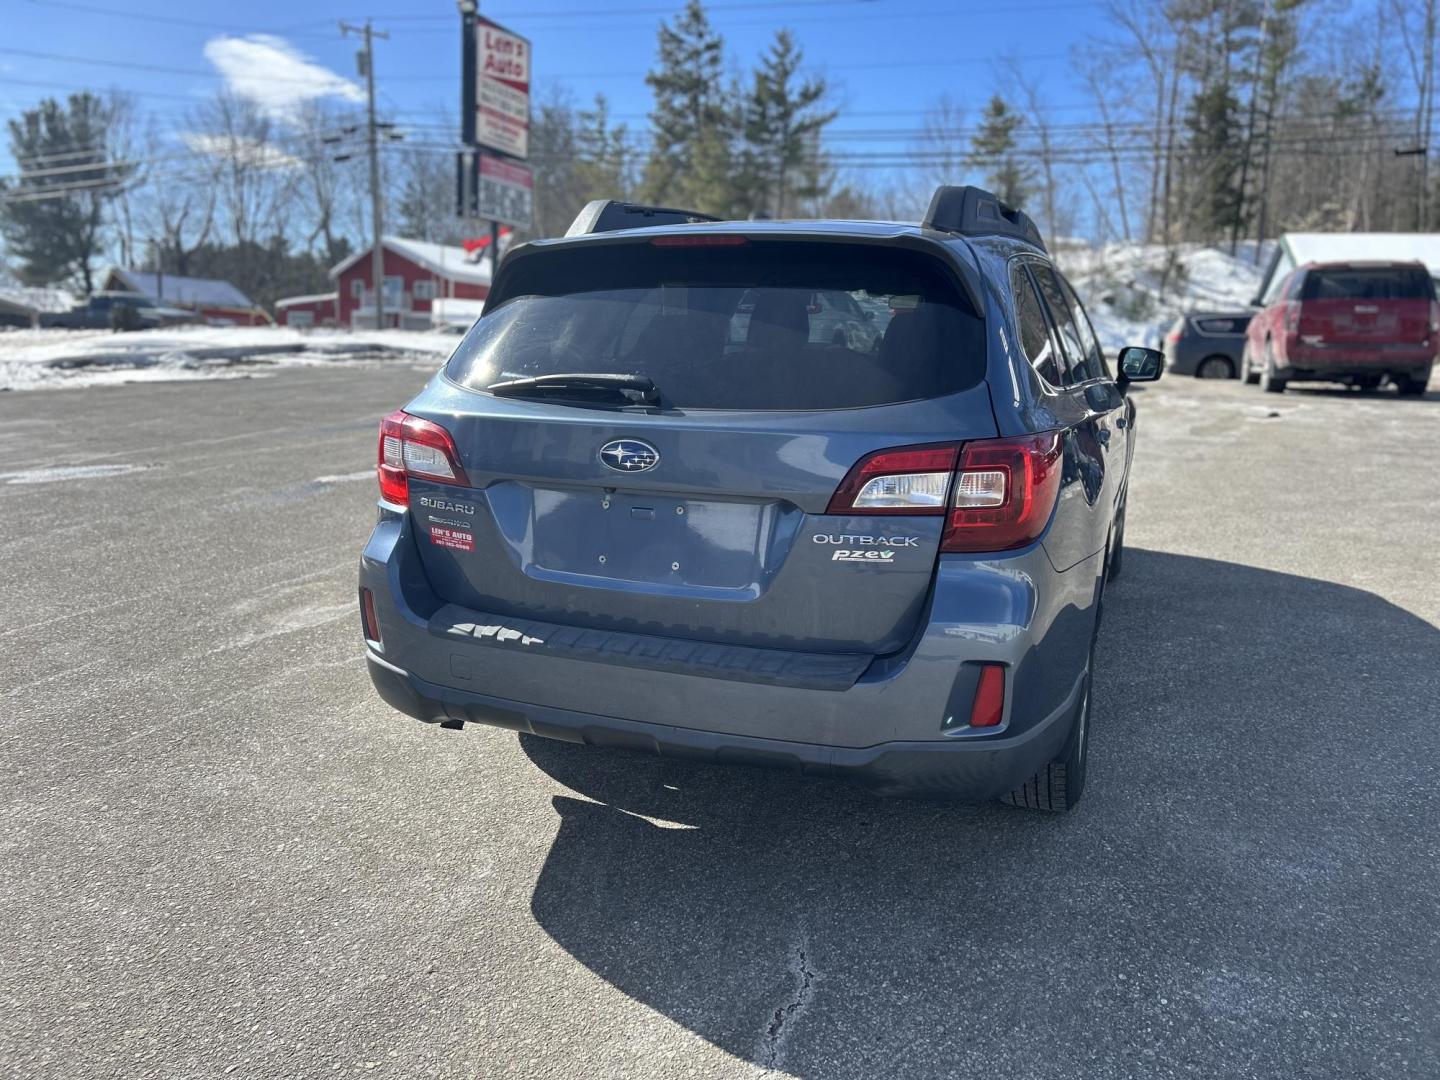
[758,931,817,1072]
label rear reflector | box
[970,664,1005,727]
[377,409,469,507]
[360,587,381,644]
[648,235,749,247]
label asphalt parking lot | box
[2,363,1438,1079]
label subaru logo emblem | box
[598,439,660,473]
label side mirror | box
[1248,294,1264,308]
[1117,345,1164,384]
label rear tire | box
[1241,344,1260,384]
[1106,504,1126,583]
[1195,355,1234,379]
[1396,373,1429,397]
[1260,340,1287,393]
[1001,680,1090,813]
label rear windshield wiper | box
[487,372,661,406]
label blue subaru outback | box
[359,186,1163,811]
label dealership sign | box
[477,155,533,229]
[474,17,530,159]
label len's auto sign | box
[475,17,530,159]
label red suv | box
[1243,260,1436,395]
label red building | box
[328,237,493,329]
[275,292,339,328]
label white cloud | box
[203,35,364,121]
[182,132,303,170]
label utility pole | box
[341,19,389,330]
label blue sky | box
[3,0,1111,187]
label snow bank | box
[0,325,457,392]
[1061,242,1267,351]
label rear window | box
[1301,268,1435,301]
[446,241,985,410]
[1194,317,1249,334]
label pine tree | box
[743,30,836,217]
[1185,82,1245,238]
[967,95,1035,209]
[641,0,738,212]
[0,93,131,293]
[575,94,632,202]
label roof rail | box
[565,200,720,237]
[922,186,1046,252]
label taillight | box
[377,409,469,507]
[647,235,749,247]
[826,444,957,515]
[826,433,1063,553]
[941,433,1063,553]
[1284,303,1300,333]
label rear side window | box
[1031,263,1091,383]
[1301,267,1435,301]
[447,241,985,411]
[1010,263,1062,386]
[1060,276,1109,381]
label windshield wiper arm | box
[487,373,661,405]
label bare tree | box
[1390,0,1438,227]
[187,93,300,249]
[1079,60,1134,243]
[292,101,360,265]
[1003,60,1071,239]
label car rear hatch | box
[1298,264,1435,347]
[400,233,998,658]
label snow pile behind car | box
[1061,242,1268,352]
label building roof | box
[275,292,338,308]
[1281,232,1440,269]
[0,285,75,315]
[329,236,493,286]
[107,269,256,309]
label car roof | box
[1299,259,1429,271]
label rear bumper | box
[366,650,1080,799]
[359,504,1101,799]
[1285,343,1434,373]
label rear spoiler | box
[566,200,720,237]
[922,186,1046,252]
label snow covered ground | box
[0,242,1270,391]
[1061,241,1268,351]
[0,325,460,392]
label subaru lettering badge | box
[598,439,660,473]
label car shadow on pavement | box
[519,549,1440,1079]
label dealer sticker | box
[430,526,475,552]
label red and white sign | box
[476,17,530,159]
[477,155,533,229]
[430,526,475,553]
